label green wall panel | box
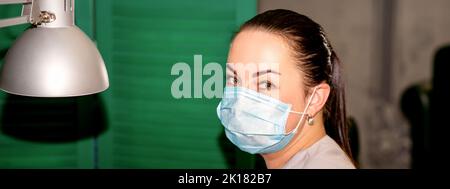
[96,0,256,168]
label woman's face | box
[226,29,309,133]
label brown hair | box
[237,9,353,162]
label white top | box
[282,135,356,169]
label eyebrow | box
[226,64,236,74]
[252,69,281,77]
[226,64,281,78]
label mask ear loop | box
[287,87,318,135]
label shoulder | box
[284,136,356,169]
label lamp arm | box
[0,0,52,28]
[0,0,31,4]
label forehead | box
[227,29,292,65]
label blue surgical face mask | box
[216,86,317,154]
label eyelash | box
[226,76,239,86]
[258,80,276,91]
[226,76,277,91]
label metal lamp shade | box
[0,26,109,97]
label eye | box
[226,75,239,86]
[258,80,275,91]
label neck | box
[262,119,326,169]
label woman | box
[216,9,356,169]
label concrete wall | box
[259,0,450,168]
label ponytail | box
[324,51,355,165]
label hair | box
[236,9,354,163]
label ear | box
[307,83,330,118]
